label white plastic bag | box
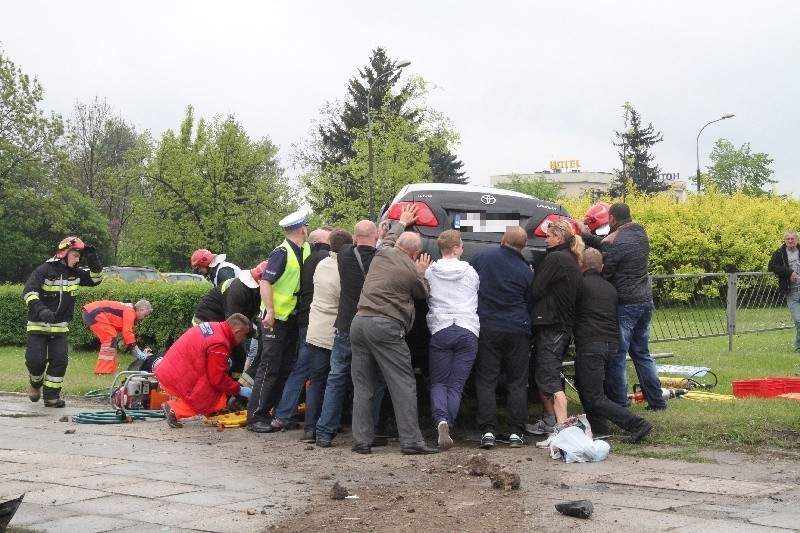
[549,426,602,463]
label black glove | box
[39,309,56,323]
[83,245,96,255]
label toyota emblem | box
[480,194,496,205]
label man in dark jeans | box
[574,248,652,444]
[470,226,535,449]
[582,202,666,411]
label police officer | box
[246,210,311,432]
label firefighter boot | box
[44,398,66,408]
[27,384,41,403]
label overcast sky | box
[3,1,799,196]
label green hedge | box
[0,280,210,351]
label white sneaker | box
[437,420,454,450]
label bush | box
[0,279,210,352]
[561,191,800,275]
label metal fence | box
[650,272,791,350]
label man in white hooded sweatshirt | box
[424,230,480,450]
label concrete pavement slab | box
[105,479,203,498]
[32,513,141,532]
[120,501,242,527]
[600,471,792,496]
[21,485,109,505]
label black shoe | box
[162,403,183,428]
[645,404,667,411]
[316,438,332,448]
[591,425,612,436]
[247,420,276,433]
[371,436,389,447]
[44,398,66,408]
[301,429,316,443]
[625,419,653,444]
[401,442,439,455]
[352,443,372,455]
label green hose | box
[72,409,166,424]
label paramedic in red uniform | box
[82,299,153,374]
[154,313,254,428]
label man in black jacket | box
[768,230,800,352]
[582,203,666,411]
[193,263,266,380]
[23,236,103,407]
[574,248,652,443]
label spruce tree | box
[609,103,668,197]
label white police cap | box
[278,210,308,230]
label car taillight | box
[534,215,581,237]
[385,201,438,227]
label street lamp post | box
[367,60,410,220]
[696,113,735,192]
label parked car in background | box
[163,272,208,283]
[379,183,578,268]
[102,266,163,282]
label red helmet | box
[190,248,216,268]
[584,202,611,234]
[250,260,268,282]
[56,236,86,259]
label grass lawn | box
[2,328,799,459]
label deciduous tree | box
[706,139,775,195]
[59,98,150,263]
[129,106,292,270]
[495,173,563,202]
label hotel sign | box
[550,159,581,170]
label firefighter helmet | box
[190,249,216,269]
[250,260,268,282]
[584,202,611,235]
[56,236,86,259]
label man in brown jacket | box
[349,204,438,455]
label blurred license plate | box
[454,212,520,233]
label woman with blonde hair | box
[527,220,584,442]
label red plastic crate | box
[732,378,788,398]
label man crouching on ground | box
[154,314,254,428]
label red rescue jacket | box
[154,321,241,415]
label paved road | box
[1,392,798,532]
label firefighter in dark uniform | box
[192,261,267,381]
[23,236,103,407]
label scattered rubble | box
[555,499,593,519]
[467,453,520,490]
[330,481,349,500]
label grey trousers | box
[788,287,800,351]
[350,315,424,448]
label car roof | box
[396,183,538,200]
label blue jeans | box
[316,331,352,441]
[428,325,478,427]
[606,301,666,409]
[315,331,386,442]
[272,327,310,423]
